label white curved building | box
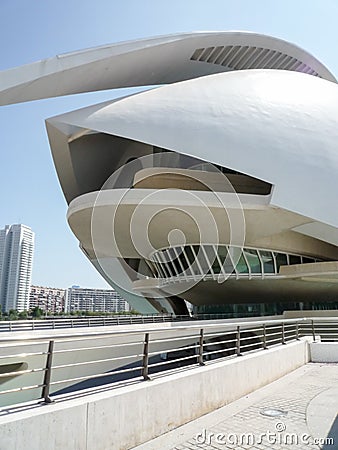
[1,32,338,316]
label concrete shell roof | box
[1,31,337,248]
[47,69,338,245]
[0,31,336,105]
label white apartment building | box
[0,224,34,312]
[65,287,130,313]
[29,285,66,314]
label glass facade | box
[150,244,322,281]
[148,245,333,319]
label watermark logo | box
[195,423,335,446]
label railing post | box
[142,333,150,380]
[236,326,242,356]
[282,322,286,345]
[9,321,12,332]
[42,340,55,404]
[296,322,300,340]
[263,324,267,349]
[198,329,205,365]
[312,320,316,342]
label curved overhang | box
[0,31,336,105]
[66,188,270,259]
[47,69,338,240]
[66,188,337,261]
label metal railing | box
[0,314,184,332]
[0,317,336,410]
[0,313,277,332]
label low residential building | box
[65,287,130,313]
[29,285,66,314]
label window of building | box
[289,255,301,265]
[217,246,235,274]
[244,249,261,273]
[275,253,288,272]
[236,252,250,274]
[259,250,275,273]
[302,256,315,264]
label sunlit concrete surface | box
[307,386,338,448]
[310,342,338,363]
[134,363,338,450]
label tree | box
[31,307,43,319]
[9,309,18,320]
[18,310,28,320]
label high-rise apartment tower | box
[0,224,34,312]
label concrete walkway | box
[134,363,338,450]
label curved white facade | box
[1,32,338,315]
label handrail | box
[0,317,311,343]
[0,314,177,333]
[0,316,336,410]
[0,313,290,333]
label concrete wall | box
[310,342,338,362]
[0,339,310,450]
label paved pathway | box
[134,363,338,450]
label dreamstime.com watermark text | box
[195,423,335,446]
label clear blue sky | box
[1,0,338,289]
